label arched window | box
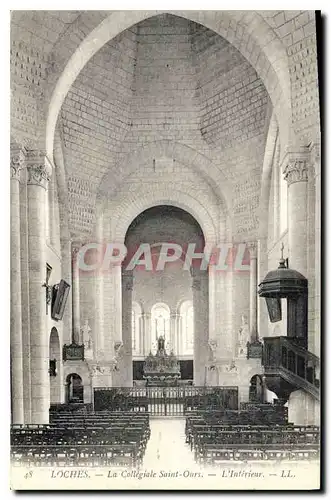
[180,300,194,356]
[132,302,142,354]
[151,303,170,352]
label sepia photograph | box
[8,7,322,491]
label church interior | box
[10,11,321,469]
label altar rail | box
[94,386,238,415]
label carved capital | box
[246,241,257,259]
[90,363,115,376]
[26,152,52,189]
[72,241,82,256]
[282,149,309,186]
[10,148,25,182]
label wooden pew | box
[11,412,151,468]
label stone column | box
[121,270,133,386]
[311,143,321,357]
[192,269,209,386]
[71,242,81,343]
[20,167,32,422]
[176,313,183,355]
[144,313,151,354]
[10,147,24,424]
[47,174,56,248]
[60,237,72,346]
[27,152,52,423]
[273,138,281,240]
[170,312,177,354]
[283,149,309,276]
[94,211,104,358]
[248,241,258,342]
[139,315,144,356]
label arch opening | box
[46,11,292,162]
[249,375,265,404]
[123,205,208,386]
[65,373,84,404]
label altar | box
[143,336,181,386]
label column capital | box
[10,148,25,182]
[26,151,52,189]
[71,241,83,255]
[282,148,309,185]
[246,241,258,259]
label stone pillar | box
[248,241,258,342]
[60,237,72,346]
[176,313,182,355]
[170,312,177,354]
[71,242,81,343]
[273,138,281,240]
[121,270,133,386]
[214,267,232,357]
[283,149,309,276]
[139,315,144,356]
[144,313,151,354]
[27,152,52,423]
[10,147,24,424]
[311,143,321,357]
[192,269,209,386]
[20,167,32,422]
[94,211,104,358]
[47,174,56,248]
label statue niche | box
[237,314,249,357]
[81,320,93,360]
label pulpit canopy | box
[258,264,307,298]
[258,245,308,348]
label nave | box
[142,418,196,470]
[11,403,319,471]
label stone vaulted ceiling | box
[58,14,271,236]
[11,11,319,240]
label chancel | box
[143,336,181,386]
[10,10,321,480]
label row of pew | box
[11,411,150,467]
[185,409,320,464]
